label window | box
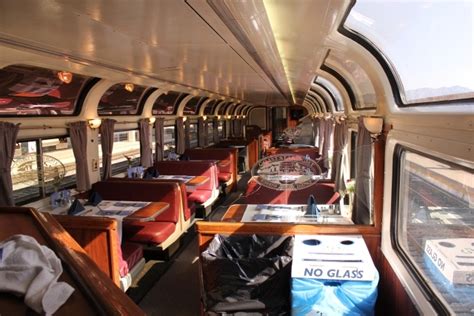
[345,1,474,104]
[103,130,140,175]
[207,121,214,145]
[217,102,231,115]
[395,148,473,313]
[152,91,188,115]
[327,52,376,109]
[204,99,219,115]
[316,77,344,112]
[218,121,224,138]
[0,64,90,116]
[12,137,76,204]
[183,96,207,115]
[189,123,198,148]
[98,83,147,115]
[163,125,176,157]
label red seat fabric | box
[120,242,143,277]
[218,172,231,182]
[123,221,176,245]
[187,190,212,204]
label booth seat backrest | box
[154,161,219,191]
[91,181,181,223]
[184,148,238,178]
[243,178,340,205]
[108,178,193,221]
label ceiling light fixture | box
[57,71,73,84]
[124,83,135,92]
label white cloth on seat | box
[0,234,74,315]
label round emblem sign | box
[251,154,323,191]
[12,154,66,189]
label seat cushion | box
[187,190,212,204]
[218,172,231,182]
[123,221,176,245]
[120,242,143,277]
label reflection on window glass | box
[218,121,224,137]
[98,83,146,115]
[189,123,198,148]
[12,137,76,204]
[328,52,376,109]
[204,99,219,115]
[217,102,231,115]
[102,130,140,175]
[183,96,207,115]
[152,92,188,115]
[163,126,176,157]
[207,121,214,144]
[397,149,473,313]
[0,64,89,116]
[346,1,474,104]
[316,77,344,111]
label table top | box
[155,175,209,187]
[122,201,169,222]
[221,204,353,225]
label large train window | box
[189,123,198,148]
[316,77,344,112]
[345,1,474,104]
[183,96,207,115]
[152,91,182,115]
[217,120,224,137]
[207,120,214,145]
[204,99,219,115]
[12,137,76,204]
[394,147,473,313]
[0,65,89,116]
[107,130,140,175]
[98,83,147,115]
[326,52,376,110]
[163,125,176,157]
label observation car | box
[0,0,472,315]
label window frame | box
[340,2,474,108]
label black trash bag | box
[201,234,293,315]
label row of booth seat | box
[55,147,242,290]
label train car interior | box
[0,0,472,315]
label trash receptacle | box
[201,234,293,314]
[291,235,379,316]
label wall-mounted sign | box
[251,154,322,191]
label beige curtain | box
[69,121,90,192]
[176,117,185,154]
[332,121,349,195]
[154,118,165,162]
[321,119,334,169]
[99,118,116,180]
[312,117,319,147]
[139,119,153,168]
[318,119,326,155]
[353,117,373,225]
[0,122,20,206]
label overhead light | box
[217,115,221,120]
[148,117,156,125]
[88,118,102,129]
[363,116,383,140]
[57,71,73,84]
[182,116,187,122]
[124,83,134,92]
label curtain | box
[318,119,326,155]
[139,118,153,168]
[0,122,20,206]
[99,118,116,180]
[176,117,185,154]
[332,121,349,195]
[353,117,373,225]
[312,117,319,147]
[198,117,206,147]
[69,121,90,192]
[213,117,219,144]
[154,118,165,162]
[321,119,334,169]
[184,118,191,150]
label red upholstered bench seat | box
[119,242,144,277]
[217,172,231,182]
[187,190,212,204]
[123,221,177,245]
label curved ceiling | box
[0,0,351,107]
